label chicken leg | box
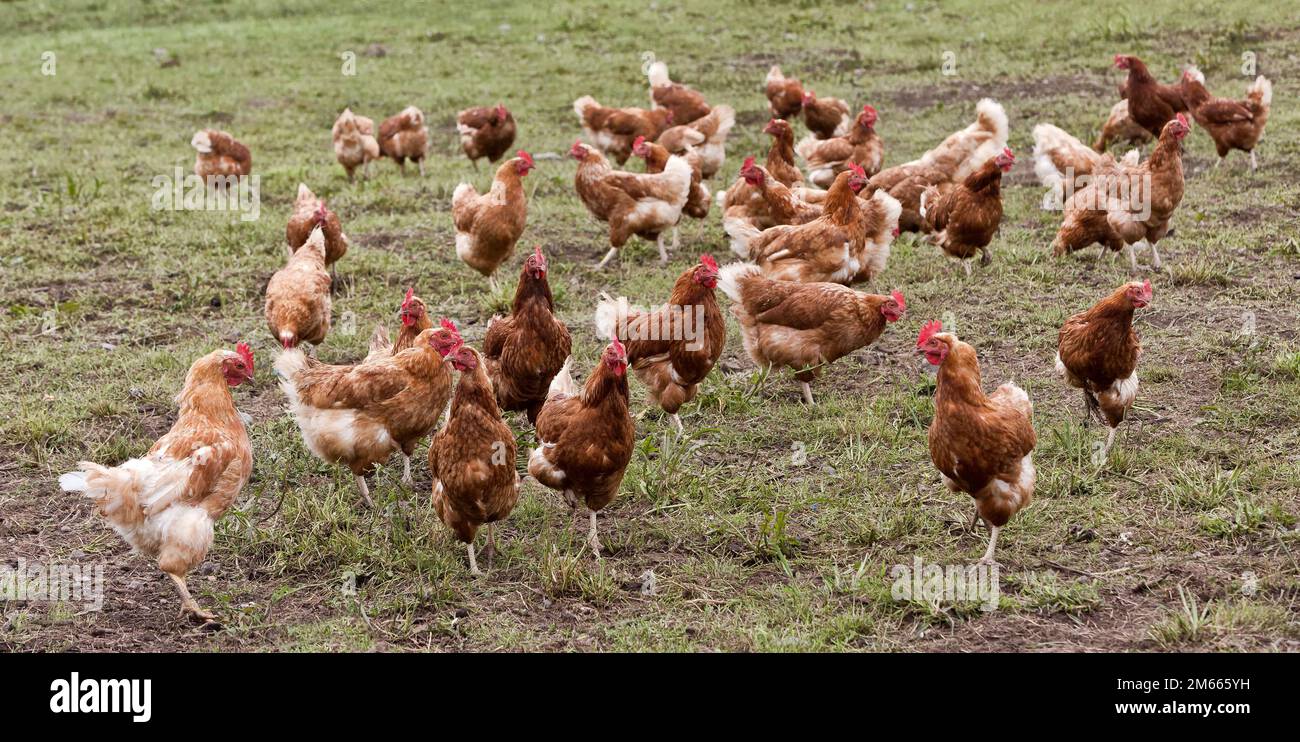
[466,541,481,576]
[400,454,413,488]
[670,413,684,435]
[1103,426,1119,456]
[166,571,217,624]
[1149,241,1163,271]
[355,474,374,508]
[587,511,603,559]
[978,525,1000,566]
[597,248,618,269]
[1250,151,1258,172]
[417,159,426,177]
[800,381,815,405]
[657,234,670,264]
[488,275,499,294]
[480,523,497,568]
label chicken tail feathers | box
[1247,75,1273,110]
[724,216,762,259]
[547,357,576,399]
[647,61,670,88]
[573,95,598,122]
[274,346,309,390]
[60,458,192,530]
[717,262,760,303]
[975,98,1009,146]
[593,292,626,342]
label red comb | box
[440,318,460,336]
[891,290,906,311]
[742,155,756,171]
[610,337,626,357]
[1176,113,1188,126]
[518,150,534,167]
[1003,147,1014,158]
[533,245,544,260]
[236,342,253,373]
[1142,279,1152,295]
[633,135,646,150]
[862,104,877,116]
[700,254,717,271]
[848,162,866,177]
[401,287,415,308]
[916,320,943,348]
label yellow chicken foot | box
[166,571,217,624]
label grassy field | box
[2,0,1298,652]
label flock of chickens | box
[58,55,1274,625]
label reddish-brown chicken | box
[765,65,804,119]
[452,150,534,291]
[722,158,821,233]
[366,287,433,363]
[797,105,884,188]
[275,320,463,504]
[802,90,852,140]
[528,340,635,558]
[1033,123,1140,201]
[918,321,1036,565]
[286,183,348,268]
[721,119,803,228]
[1056,280,1152,457]
[634,137,710,249]
[864,99,1009,232]
[1114,55,1189,138]
[571,141,692,267]
[379,106,430,175]
[457,103,517,168]
[1093,99,1153,153]
[265,226,332,348]
[1179,67,1272,171]
[1052,115,1189,271]
[60,343,255,623]
[429,345,520,575]
[483,247,572,423]
[595,255,726,432]
[720,263,904,404]
[574,95,675,165]
[332,108,380,182]
[191,129,251,184]
[647,61,711,125]
[919,147,1014,274]
[655,105,735,179]
[728,166,901,285]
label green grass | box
[2,0,1299,652]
